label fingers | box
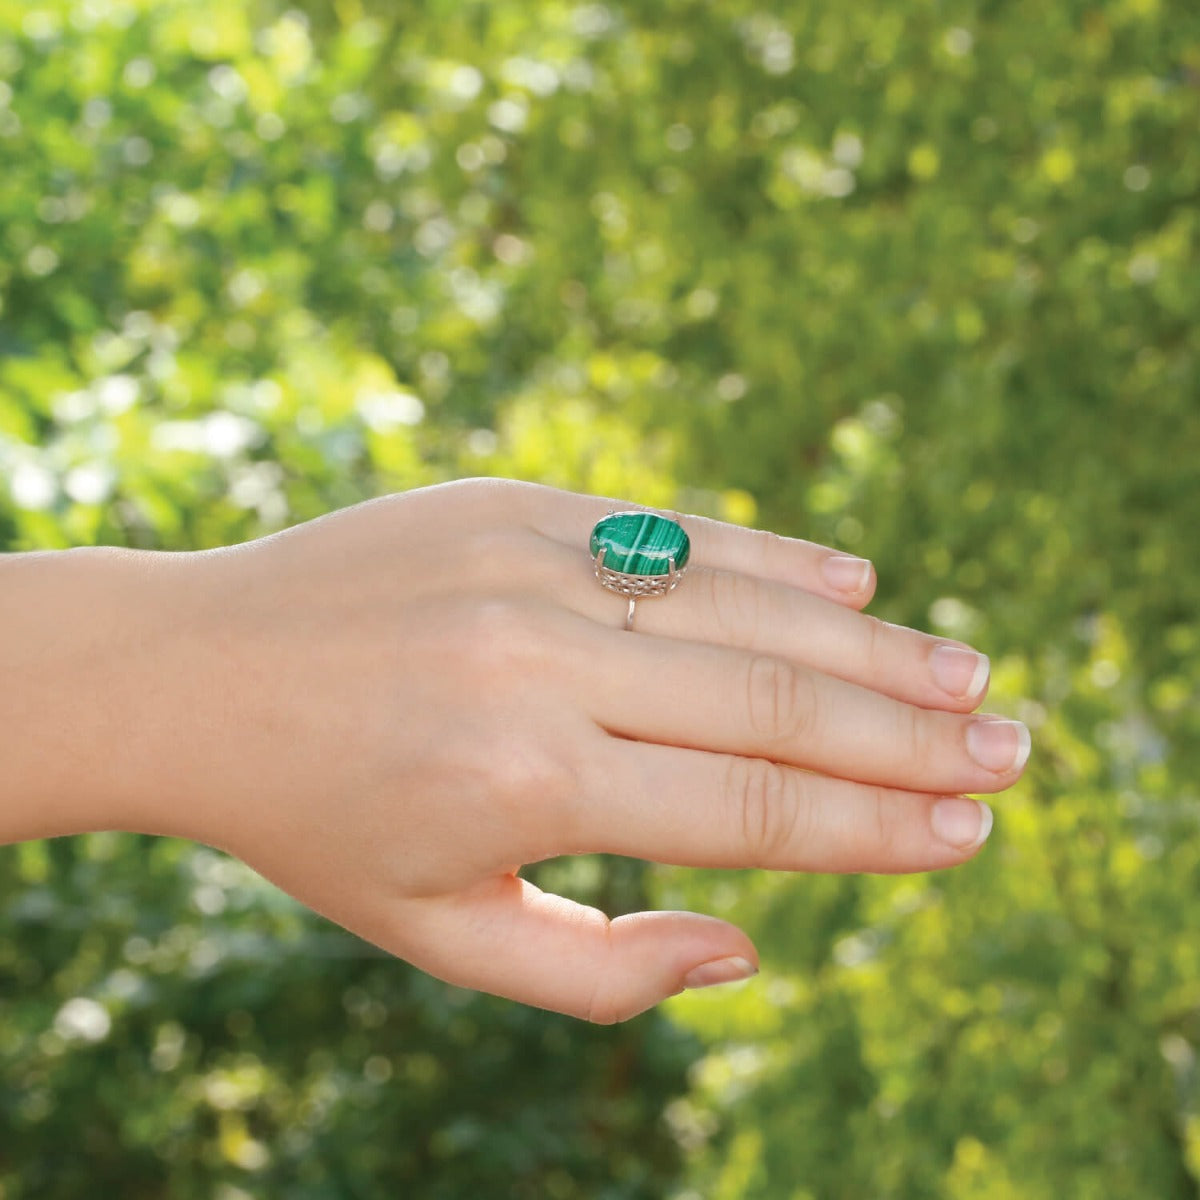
[574,740,993,872]
[662,571,989,709]
[513,482,876,608]
[583,629,1030,796]
[400,875,758,1024]
[548,542,989,712]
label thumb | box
[401,875,760,1023]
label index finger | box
[513,482,877,608]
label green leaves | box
[2,0,1199,1195]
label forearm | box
[0,547,177,843]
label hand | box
[131,479,1028,1022]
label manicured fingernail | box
[683,956,759,991]
[930,645,990,700]
[931,797,993,850]
[966,719,1032,773]
[821,555,872,593]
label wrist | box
[0,546,198,843]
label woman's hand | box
[123,479,1028,1022]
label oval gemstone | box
[590,511,691,577]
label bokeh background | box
[1,0,1199,1196]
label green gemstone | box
[590,511,691,577]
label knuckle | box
[486,735,578,814]
[456,476,530,515]
[583,910,624,1025]
[753,526,784,571]
[744,654,817,744]
[461,596,544,677]
[467,527,544,585]
[861,613,886,671]
[586,1000,623,1026]
[709,568,763,648]
[727,757,806,866]
[450,721,583,865]
[870,785,903,858]
[903,704,937,776]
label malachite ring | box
[589,510,691,631]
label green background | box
[2,0,1199,1195]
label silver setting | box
[594,548,687,631]
[593,548,685,600]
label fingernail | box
[683,956,759,991]
[821,555,872,593]
[966,719,1032,773]
[931,797,994,850]
[930,645,990,700]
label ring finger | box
[547,540,990,713]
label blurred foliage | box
[1,0,1198,1197]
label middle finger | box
[583,626,1030,797]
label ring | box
[590,511,691,631]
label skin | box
[0,477,1030,1023]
